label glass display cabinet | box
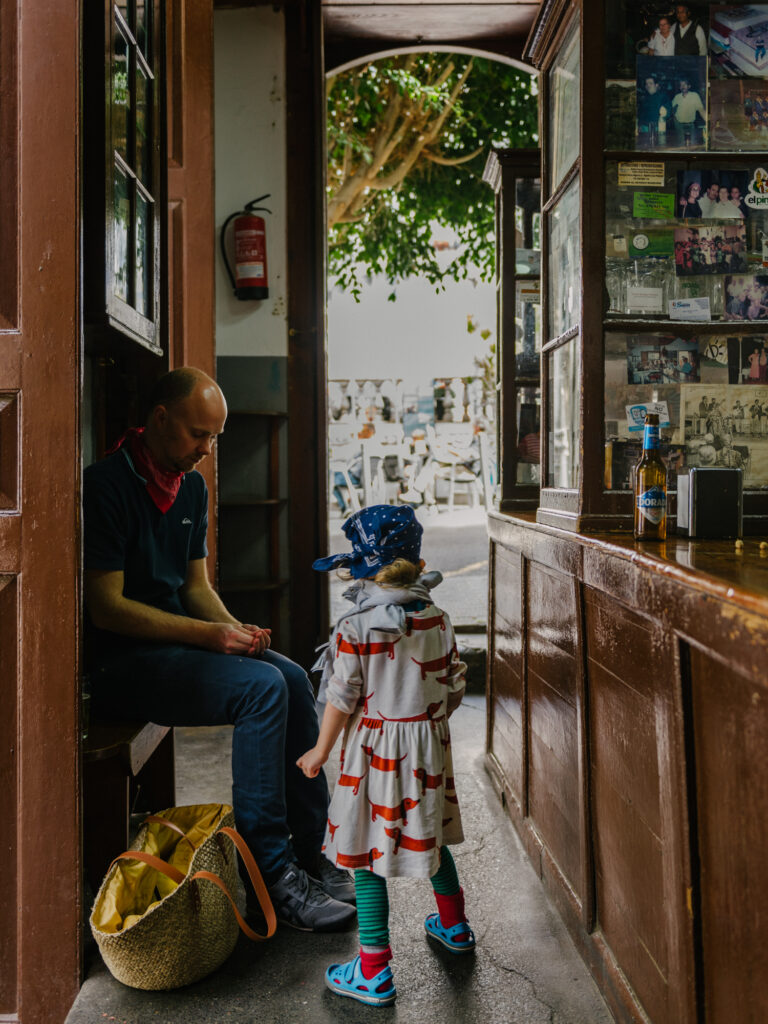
[527,0,768,532]
[483,148,542,509]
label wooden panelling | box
[689,647,768,1024]
[166,0,217,578]
[526,563,582,899]
[491,701,523,802]
[588,660,662,839]
[528,631,577,706]
[585,587,691,1024]
[0,392,19,510]
[0,577,17,1010]
[593,781,668,1024]
[0,0,17,331]
[492,543,523,632]
[487,509,768,1024]
[528,563,578,657]
[488,543,524,804]
[528,671,581,890]
[10,0,82,1018]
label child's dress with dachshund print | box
[322,585,466,879]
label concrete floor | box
[67,697,614,1024]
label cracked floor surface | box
[67,697,614,1024]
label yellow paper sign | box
[618,162,665,187]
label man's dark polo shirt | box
[83,448,208,661]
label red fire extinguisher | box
[220,195,271,300]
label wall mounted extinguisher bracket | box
[220,194,272,300]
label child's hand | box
[297,747,327,778]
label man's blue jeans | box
[91,644,328,885]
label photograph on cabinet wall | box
[606,3,709,79]
[636,54,708,149]
[681,382,768,485]
[723,274,768,318]
[674,223,748,274]
[736,336,768,382]
[627,333,701,382]
[676,169,751,218]
[710,6,768,148]
[710,5,768,77]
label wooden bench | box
[83,720,175,891]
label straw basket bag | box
[90,803,275,990]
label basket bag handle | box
[111,822,276,941]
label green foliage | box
[327,53,538,298]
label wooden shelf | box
[217,411,287,645]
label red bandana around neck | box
[108,426,183,514]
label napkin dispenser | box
[676,467,743,539]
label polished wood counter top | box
[488,509,768,621]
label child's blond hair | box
[373,558,421,587]
[337,557,421,587]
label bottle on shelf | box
[633,412,667,541]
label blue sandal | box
[424,912,476,953]
[325,955,397,1007]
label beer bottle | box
[633,413,667,540]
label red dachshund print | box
[369,796,420,824]
[410,650,454,682]
[405,613,446,635]
[338,770,367,795]
[378,701,445,724]
[384,827,437,854]
[327,819,340,841]
[361,746,407,772]
[337,635,400,659]
[413,767,444,793]
[358,717,384,732]
[337,848,384,869]
[442,817,453,827]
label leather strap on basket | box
[110,851,186,884]
[143,815,196,849]
[188,826,277,941]
[111,826,276,942]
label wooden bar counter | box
[486,511,768,1024]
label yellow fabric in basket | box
[93,804,231,933]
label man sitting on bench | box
[83,367,355,932]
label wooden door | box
[166,0,217,569]
[0,0,82,1020]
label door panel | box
[0,0,82,1019]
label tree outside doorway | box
[324,51,538,631]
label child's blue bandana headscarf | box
[312,504,423,579]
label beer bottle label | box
[643,423,660,450]
[637,484,666,524]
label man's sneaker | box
[268,864,356,932]
[306,855,356,905]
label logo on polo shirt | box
[182,517,192,525]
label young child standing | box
[297,504,474,1007]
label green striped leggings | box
[354,846,460,947]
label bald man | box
[84,368,355,932]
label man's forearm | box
[90,592,217,646]
[181,584,240,625]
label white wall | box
[214,8,288,357]
[327,272,497,382]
